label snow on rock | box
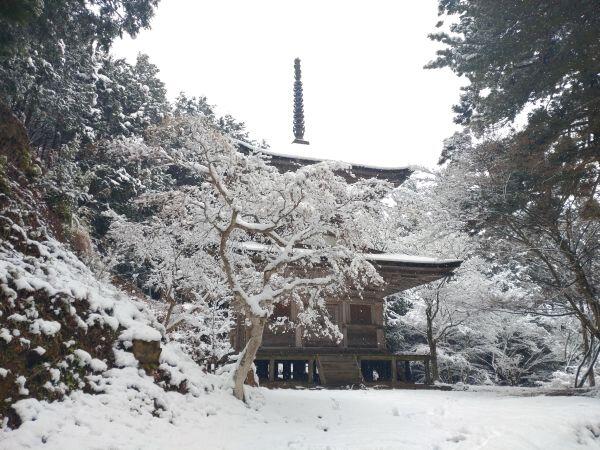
[0,234,162,338]
[113,349,139,368]
[28,319,61,336]
[9,399,43,424]
[14,376,28,396]
[119,324,162,343]
[72,349,108,373]
[7,314,26,323]
[0,230,169,425]
[0,329,11,343]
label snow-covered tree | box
[430,0,600,383]
[383,172,476,380]
[107,186,234,367]
[93,53,169,139]
[436,131,600,387]
[0,0,160,155]
[384,142,590,386]
[106,117,389,400]
[172,92,259,144]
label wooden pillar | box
[295,326,302,347]
[308,358,314,385]
[424,357,432,385]
[404,361,411,382]
[317,357,327,385]
[282,361,291,380]
[391,356,397,385]
[292,302,302,347]
[376,329,385,349]
[341,302,349,348]
[269,358,275,382]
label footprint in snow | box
[316,415,329,432]
[317,423,329,432]
[446,434,467,443]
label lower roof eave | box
[256,347,431,360]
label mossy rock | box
[132,339,162,373]
[0,287,120,427]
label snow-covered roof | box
[234,139,412,187]
[238,241,461,268]
[237,140,410,170]
[363,253,462,266]
[237,241,461,295]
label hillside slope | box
[0,103,228,428]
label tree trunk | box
[426,311,439,382]
[429,341,439,383]
[232,316,266,401]
[578,345,600,388]
[164,299,176,329]
[583,327,596,387]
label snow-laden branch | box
[105,116,392,400]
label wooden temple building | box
[231,59,462,388]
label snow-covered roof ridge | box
[233,139,413,187]
[364,252,462,266]
[237,139,411,170]
[237,241,461,268]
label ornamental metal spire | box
[292,58,309,144]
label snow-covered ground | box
[2,383,600,450]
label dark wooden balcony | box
[346,324,380,348]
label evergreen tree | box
[0,39,98,154]
[0,0,160,155]
[428,1,599,206]
[94,53,169,139]
[1,0,159,56]
[428,2,600,384]
[173,92,252,142]
[429,1,599,136]
[173,92,215,119]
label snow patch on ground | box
[2,385,599,449]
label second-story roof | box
[235,139,412,188]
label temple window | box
[350,304,372,325]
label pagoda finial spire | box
[292,58,309,144]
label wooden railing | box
[262,327,295,347]
[261,323,383,349]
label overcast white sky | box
[113,0,464,168]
